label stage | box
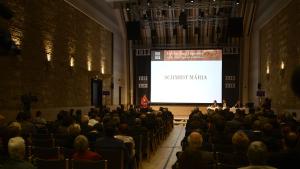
[151,105,205,120]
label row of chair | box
[26,146,125,169]
[34,158,107,169]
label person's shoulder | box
[2,160,36,169]
[238,166,277,169]
[86,150,102,160]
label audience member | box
[72,135,102,161]
[32,111,47,128]
[238,141,277,169]
[268,131,300,169]
[94,121,130,169]
[1,137,36,169]
[176,131,214,169]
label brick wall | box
[260,0,300,110]
[0,0,113,118]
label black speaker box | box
[126,21,141,40]
[228,17,243,37]
[291,65,300,98]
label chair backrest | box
[212,144,233,153]
[35,158,68,169]
[132,135,142,164]
[31,133,53,139]
[71,159,108,169]
[217,163,241,169]
[54,138,68,147]
[141,131,150,159]
[31,146,61,159]
[61,147,76,159]
[32,138,55,147]
[96,148,124,169]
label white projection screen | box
[150,49,222,104]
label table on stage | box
[206,106,249,114]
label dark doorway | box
[91,79,102,108]
[119,86,122,105]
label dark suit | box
[1,158,36,169]
[94,136,130,169]
[177,146,215,169]
[268,148,300,169]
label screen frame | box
[149,48,223,105]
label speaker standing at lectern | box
[140,94,149,109]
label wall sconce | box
[46,52,51,62]
[280,61,285,77]
[101,66,104,74]
[44,38,53,62]
[266,65,270,79]
[70,57,75,67]
[87,60,91,71]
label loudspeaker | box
[179,11,187,29]
[228,17,243,37]
[257,83,261,90]
[126,21,141,40]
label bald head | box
[187,131,203,148]
[284,132,298,148]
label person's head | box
[36,111,42,117]
[284,131,298,149]
[0,114,6,126]
[247,141,268,165]
[68,123,81,136]
[8,136,25,160]
[232,130,250,151]
[74,135,89,153]
[81,115,89,124]
[103,121,117,137]
[7,122,22,137]
[187,131,203,148]
[134,118,142,125]
[118,123,129,135]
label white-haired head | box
[8,136,25,160]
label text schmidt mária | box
[164,74,207,80]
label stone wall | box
[0,0,113,119]
[260,0,300,110]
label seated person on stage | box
[234,100,242,108]
[212,100,218,108]
[222,99,229,109]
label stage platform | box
[151,105,206,117]
[151,105,204,125]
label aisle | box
[142,124,186,169]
